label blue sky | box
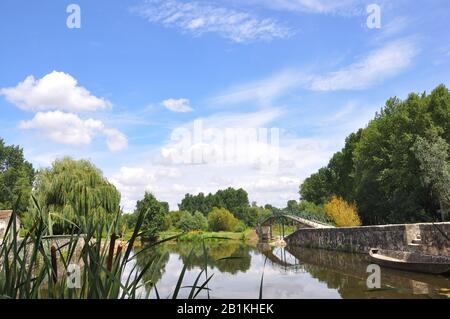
[1,0,449,211]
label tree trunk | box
[439,199,447,222]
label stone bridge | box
[256,214,334,241]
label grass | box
[0,195,214,299]
[158,229,258,243]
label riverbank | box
[158,229,259,245]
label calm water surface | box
[125,241,450,299]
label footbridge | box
[256,214,334,241]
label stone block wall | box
[0,210,19,238]
[285,222,450,256]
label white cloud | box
[210,39,419,103]
[19,111,128,152]
[131,0,291,43]
[374,16,410,40]
[108,96,381,212]
[162,98,193,112]
[211,70,309,106]
[103,129,129,152]
[0,71,111,112]
[310,39,419,91]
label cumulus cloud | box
[162,98,194,112]
[108,96,381,212]
[0,71,111,112]
[131,0,291,43]
[19,111,128,152]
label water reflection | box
[130,241,450,299]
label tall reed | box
[0,196,211,299]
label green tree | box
[179,187,251,223]
[192,211,208,231]
[413,133,450,221]
[135,192,168,242]
[299,85,450,224]
[299,167,333,205]
[29,157,120,234]
[207,207,239,232]
[0,138,35,214]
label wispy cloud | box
[211,70,310,106]
[210,38,419,104]
[374,16,411,41]
[131,0,291,43]
[162,98,194,112]
[310,38,419,91]
[254,0,362,15]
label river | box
[125,240,450,299]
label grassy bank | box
[158,229,258,244]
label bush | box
[324,195,361,227]
[207,207,239,231]
[192,211,208,231]
[165,210,208,232]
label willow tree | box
[27,157,121,234]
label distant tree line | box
[300,85,450,225]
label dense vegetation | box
[134,192,169,241]
[0,138,34,215]
[25,157,121,235]
[300,85,450,225]
[1,85,449,236]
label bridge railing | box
[257,210,335,227]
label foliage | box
[207,207,239,232]
[299,167,334,205]
[120,212,139,233]
[0,138,35,214]
[413,132,450,221]
[173,211,208,232]
[0,196,212,299]
[179,188,249,218]
[135,192,169,242]
[300,85,450,224]
[27,157,120,234]
[236,205,272,227]
[324,195,361,227]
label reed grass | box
[0,196,212,299]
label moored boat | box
[369,248,450,275]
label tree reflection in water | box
[132,241,450,299]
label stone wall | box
[285,222,450,256]
[0,210,20,238]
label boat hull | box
[369,249,450,275]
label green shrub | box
[207,207,239,232]
[192,211,208,231]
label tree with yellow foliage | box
[324,195,362,227]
